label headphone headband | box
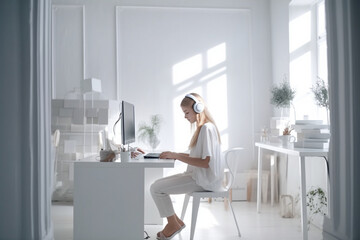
[185,94,204,113]
[185,94,198,103]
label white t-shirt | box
[186,122,224,191]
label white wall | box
[117,7,252,156]
[270,0,290,86]
[52,0,274,171]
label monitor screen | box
[121,101,135,145]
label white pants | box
[150,173,205,218]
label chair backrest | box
[223,147,243,191]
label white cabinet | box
[74,160,174,239]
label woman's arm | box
[160,151,209,168]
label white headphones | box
[185,94,205,113]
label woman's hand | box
[131,147,145,158]
[136,148,145,154]
[159,151,177,159]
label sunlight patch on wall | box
[206,74,228,133]
[199,67,226,82]
[176,81,194,92]
[206,43,226,69]
[172,54,202,85]
[289,11,311,53]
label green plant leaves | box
[270,81,296,108]
[311,77,329,109]
[137,114,162,150]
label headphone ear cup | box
[185,94,204,113]
[193,102,204,113]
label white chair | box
[180,147,243,240]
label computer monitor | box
[121,100,135,145]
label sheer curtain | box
[0,0,52,239]
[22,0,53,239]
[323,0,360,239]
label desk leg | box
[299,156,308,240]
[257,147,262,213]
[270,154,276,206]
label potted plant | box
[270,77,296,120]
[306,186,328,229]
[137,114,162,151]
[295,186,328,230]
[282,124,293,135]
[279,124,295,146]
[311,77,329,124]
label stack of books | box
[292,120,330,149]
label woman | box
[151,93,224,240]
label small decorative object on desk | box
[279,135,296,147]
[282,124,293,135]
[260,127,269,143]
[120,151,131,162]
[100,149,115,162]
[278,124,295,147]
[269,117,290,142]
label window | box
[289,0,328,124]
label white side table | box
[255,142,328,240]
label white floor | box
[52,200,323,240]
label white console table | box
[74,158,174,240]
[255,142,328,240]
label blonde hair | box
[181,93,221,148]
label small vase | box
[280,107,290,119]
[279,135,296,147]
[326,108,330,125]
[149,135,160,151]
[291,103,297,123]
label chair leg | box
[190,196,200,240]
[229,201,241,237]
[181,194,190,220]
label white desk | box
[74,158,174,240]
[255,142,328,240]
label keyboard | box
[144,153,161,159]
